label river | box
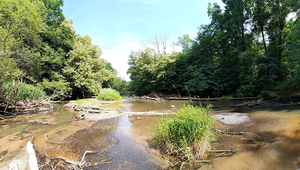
[0,97,299,169]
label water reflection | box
[86,116,162,169]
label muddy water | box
[206,106,300,170]
[0,98,300,170]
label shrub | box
[97,89,123,101]
[276,82,292,96]
[258,91,270,98]
[151,105,216,166]
[235,84,257,97]
[1,82,46,101]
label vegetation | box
[152,105,216,166]
[0,0,119,101]
[97,89,123,101]
[74,99,92,105]
[128,0,300,98]
[1,82,46,101]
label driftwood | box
[235,98,266,107]
[0,99,53,119]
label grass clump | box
[74,99,91,105]
[97,88,123,101]
[1,82,46,101]
[152,104,216,166]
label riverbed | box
[0,97,299,169]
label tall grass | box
[1,82,46,101]
[152,104,216,166]
[97,89,123,101]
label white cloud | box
[98,33,141,81]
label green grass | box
[74,99,92,105]
[1,82,46,101]
[152,104,216,166]
[97,89,123,101]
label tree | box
[176,34,192,54]
[63,35,112,97]
[0,0,45,54]
[41,0,65,26]
[284,20,300,89]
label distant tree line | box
[0,0,127,99]
[128,0,300,97]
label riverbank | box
[1,98,300,169]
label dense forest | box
[1,0,300,100]
[128,0,300,98]
[0,0,130,100]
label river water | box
[0,97,299,169]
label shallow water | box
[0,98,300,169]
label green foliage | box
[109,77,131,95]
[176,34,192,53]
[1,82,46,101]
[128,0,300,97]
[235,85,257,98]
[258,91,270,98]
[0,0,119,100]
[127,48,179,95]
[284,20,300,89]
[63,35,115,96]
[37,72,70,99]
[97,89,123,101]
[152,105,216,164]
[276,82,292,96]
[0,0,45,54]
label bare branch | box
[148,33,161,54]
[160,33,170,53]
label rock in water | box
[211,112,251,125]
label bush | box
[235,84,257,98]
[151,105,216,165]
[276,82,292,96]
[97,89,123,101]
[258,91,270,98]
[1,82,46,101]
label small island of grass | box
[97,89,123,101]
[151,105,217,167]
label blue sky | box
[62,0,224,81]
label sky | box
[62,0,224,81]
